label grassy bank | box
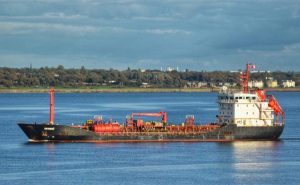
[0,87,299,93]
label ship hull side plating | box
[18,123,284,142]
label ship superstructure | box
[218,89,283,127]
[217,64,284,128]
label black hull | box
[18,123,284,142]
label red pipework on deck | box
[49,88,54,125]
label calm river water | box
[0,92,299,185]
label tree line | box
[0,65,299,88]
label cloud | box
[0,20,191,37]
[132,16,176,22]
[0,12,86,20]
[42,12,85,19]
[0,0,299,71]
[0,21,98,35]
[145,29,191,35]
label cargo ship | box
[18,64,284,142]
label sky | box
[0,0,299,71]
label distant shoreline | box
[0,87,300,93]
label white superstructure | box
[217,89,275,127]
[216,63,284,127]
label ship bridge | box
[218,92,258,103]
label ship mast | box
[49,88,54,125]
[240,63,255,93]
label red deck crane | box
[128,112,168,127]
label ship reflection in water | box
[227,141,282,184]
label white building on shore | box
[282,80,295,88]
[248,80,264,89]
[266,78,278,88]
